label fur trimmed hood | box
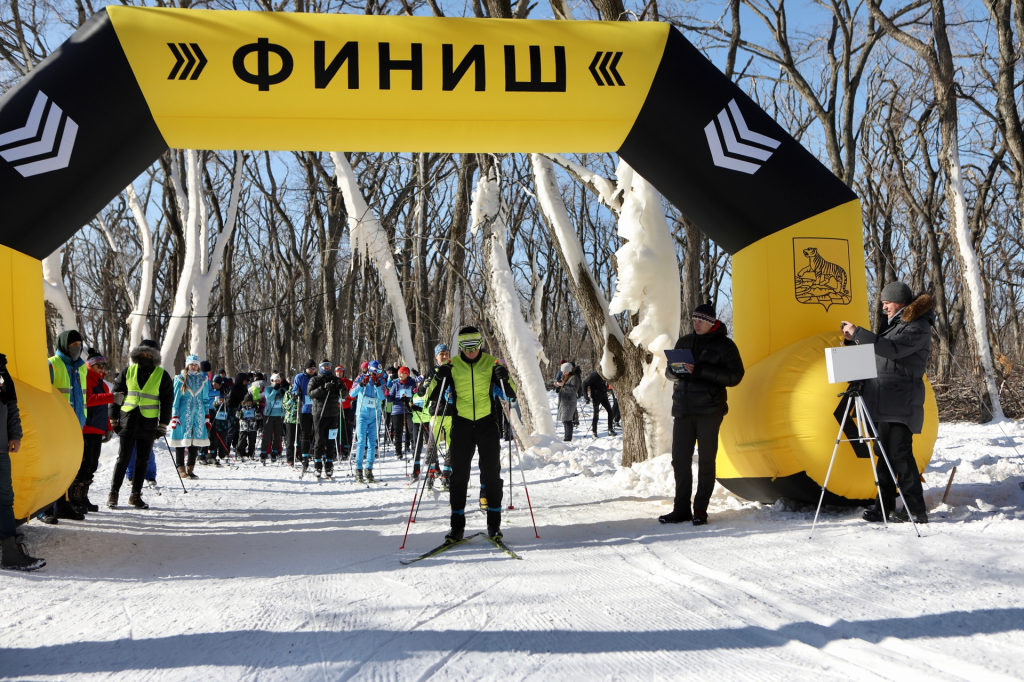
[129,343,162,366]
[900,294,935,324]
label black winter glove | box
[434,364,453,385]
[493,364,509,382]
[155,423,168,438]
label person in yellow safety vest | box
[428,325,516,543]
[107,339,174,510]
[42,329,88,524]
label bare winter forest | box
[2,0,1022,429]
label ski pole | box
[499,379,539,538]
[401,376,448,544]
[507,405,515,510]
[413,381,451,523]
[162,435,188,493]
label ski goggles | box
[457,332,483,351]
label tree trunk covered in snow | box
[531,153,652,464]
[330,152,419,371]
[190,151,244,363]
[474,157,555,438]
[161,150,203,370]
[869,0,1004,420]
[609,164,680,461]
[42,248,78,338]
[124,184,154,350]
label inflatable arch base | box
[717,331,939,505]
[2,244,82,520]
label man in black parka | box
[661,302,744,526]
[842,281,934,524]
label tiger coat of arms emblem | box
[794,239,852,311]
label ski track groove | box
[632,536,1015,681]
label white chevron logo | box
[704,99,780,175]
[0,91,79,178]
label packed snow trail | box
[2,418,1024,680]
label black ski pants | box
[448,416,504,520]
[262,415,284,460]
[297,412,314,457]
[591,395,614,434]
[670,411,724,515]
[874,421,926,515]
[237,430,257,459]
[313,415,338,467]
[284,421,297,464]
[77,433,104,483]
[392,412,412,459]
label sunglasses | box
[458,333,483,351]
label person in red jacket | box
[71,349,114,513]
[334,366,354,459]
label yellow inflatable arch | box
[0,8,936,519]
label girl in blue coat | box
[169,354,211,479]
[350,361,386,482]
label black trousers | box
[392,412,411,459]
[875,421,926,514]
[210,420,231,458]
[448,416,503,520]
[111,428,153,495]
[237,430,257,459]
[591,395,613,433]
[284,421,297,463]
[77,433,104,483]
[175,446,199,468]
[297,412,314,457]
[342,406,356,456]
[670,411,724,514]
[262,415,284,460]
[313,416,338,466]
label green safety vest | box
[49,355,87,406]
[123,364,165,418]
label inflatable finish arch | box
[0,8,936,519]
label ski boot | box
[365,468,375,483]
[1,536,45,572]
[487,510,502,539]
[445,512,466,543]
[355,468,364,483]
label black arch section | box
[0,11,166,259]
[617,29,855,254]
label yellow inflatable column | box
[719,200,938,503]
[1,245,82,520]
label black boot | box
[54,495,85,521]
[365,468,375,483]
[487,510,502,539]
[80,482,99,513]
[355,468,364,483]
[107,491,118,509]
[68,481,88,514]
[1,536,45,572]
[658,509,693,524]
[446,513,466,542]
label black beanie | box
[305,358,317,370]
[692,302,716,324]
[141,339,159,349]
[200,360,212,372]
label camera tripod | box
[810,383,922,538]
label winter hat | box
[560,362,573,374]
[305,358,317,370]
[360,361,370,371]
[398,366,410,376]
[56,330,84,357]
[185,354,201,367]
[368,360,382,373]
[692,302,717,324]
[319,360,333,370]
[434,343,450,356]
[880,281,913,305]
[334,365,345,373]
[86,348,106,366]
[270,373,282,382]
[200,360,212,373]
[141,339,159,350]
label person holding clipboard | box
[661,302,744,526]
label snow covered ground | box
[3,403,1024,680]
